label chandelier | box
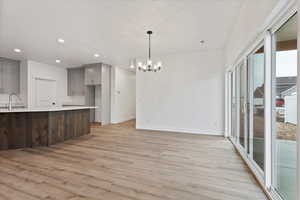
[137,31,162,72]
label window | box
[272,14,297,200]
[227,11,298,200]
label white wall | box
[225,0,280,66]
[136,50,225,135]
[111,66,136,123]
[26,60,68,108]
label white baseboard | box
[136,125,224,136]
[111,116,136,124]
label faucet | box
[8,93,21,111]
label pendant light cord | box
[148,33,151,60]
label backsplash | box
[63,96,86,106]
[0,94,24,106]
[0,94,86,107]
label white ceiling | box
[277,14,297,41]
[0,0,245,68]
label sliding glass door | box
[248,44,266,172]
[228,11,298,200]
[231,71,237,141]
[272,14,297,200]
[239,62,247,149]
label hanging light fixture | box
[138,31,162,72]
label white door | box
[35,78,57,107]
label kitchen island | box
[0,106,95,150]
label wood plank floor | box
[0,120,268,200]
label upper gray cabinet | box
[0,58,20,94]
[67,67,85,96]
[84,64,101,85]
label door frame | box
[34,77,57,107]
[247,40,266,178]
[236,60,249,153]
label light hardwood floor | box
[0,120,268,200]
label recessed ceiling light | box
[57,38,65,44]
[200,40,205,44]
[94,53,100,58]
[55,59,61,63]
[14,48,21,53]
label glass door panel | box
[239,62,247,148]
[249,44,265,171]
[272,14,297,200]
[231,72,237,140]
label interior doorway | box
[35,78,57,108]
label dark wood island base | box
[0,109,90,150]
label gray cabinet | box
[84,64,101,85]
[0,64,3,93]
[100,64,111,125]
[0,58,20,94]
[67,68,85,96]
[85,86,96,122]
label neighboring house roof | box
[253,77,296,98]
[281,85,297,97]
[276,76,297,96]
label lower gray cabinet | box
[0,58,20,94]
[0,64,3,93]
[67,68,85,96]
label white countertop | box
[0,106,97,113]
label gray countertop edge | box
[0,106,97,113]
